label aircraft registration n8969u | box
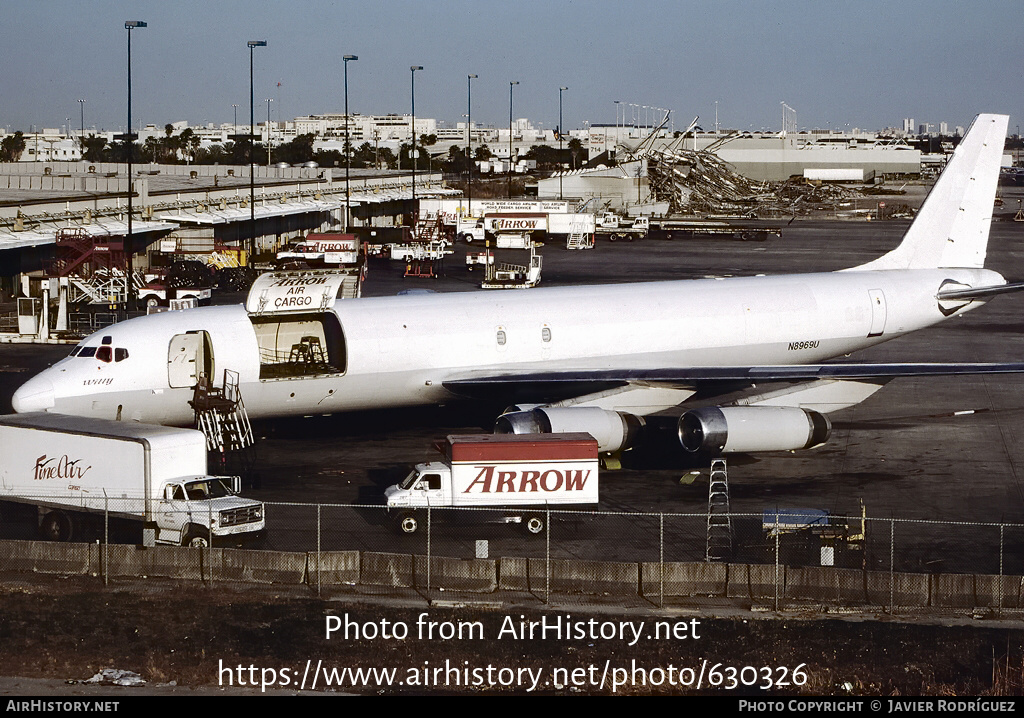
[12,113,1023,456]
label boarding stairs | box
[191,369,255,456]
[705,458,733,562]
[47,228,146,306]
[66,270,144,306]
[405,211,447,278]
[411,211,444,244]
[565,219,593,250]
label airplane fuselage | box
[11,265,999,424]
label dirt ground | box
[0,575,1022,696]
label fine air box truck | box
[384,433,599,535]
[0,413,265,547]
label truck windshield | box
[399,470,421,490]
[184,479,234,500]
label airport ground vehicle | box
[383,240,452,262]
[456,217,486,243]
[276,233,360,268]
[137,283,212,307]
[465,251,494,270]
[596,214,650,241]
[384,433,599,535]
[0,413,265,547]
[138,260,215,307]
[459,213,597,245]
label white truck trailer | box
[276,233,361,268]
[384,433,599,535]
[0,413,265,547]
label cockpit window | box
[101,336,112,345]
[115,348,129,362]
[69,346,82,357]
[96,346,113,363]
[78,347,97,358]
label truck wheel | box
[524,514,546,536]
[182,529,211,548]
[396,512,419,535]
[40,512,73,542]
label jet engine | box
[494,406,644,453]
[678,406,831,454]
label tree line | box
[0,125,589,173]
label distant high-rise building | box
[940,122,949,135]
[903,118,916,134]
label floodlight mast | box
[410,66,423,201]
[343,55,358,231]
[247,40,267,264]
[124,20,146,314]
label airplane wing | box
[443,361,1024,399]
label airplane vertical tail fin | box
[850,113,1008,271]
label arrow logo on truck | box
[462,466,591,493]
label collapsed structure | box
[643,132,871,217]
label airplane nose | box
[11,376,55,413]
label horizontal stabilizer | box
[935,280,1024,301]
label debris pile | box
[641,133,865,217]
[83,668,146,687]
[646,146,766,215]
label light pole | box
[265,98,273,166]
[613,100,620,148]
[508,81,518,198]
[467,74,477,217]
[232,104,238,138]
[124,20,146,314]
[559,86,567,200]
[77,99,85,148]
[410,66,423,202]
[248,40,267,264]
[343,55,357,232]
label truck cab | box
[384,462,451,509]
[456,217,486,243]
[157,475,265,548]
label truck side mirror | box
[164,485,175,501]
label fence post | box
[999,524,1005,616]
[317,503,322,598]
[426,506,431,596]
[545,506,551,605]
[889,518,895,614]
[659,513,665,609]
[774,512,780,612]
[103,491,109,587]
[208,501,214,585]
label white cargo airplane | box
[12,114,1023,456]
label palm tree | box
[0,131,27,162]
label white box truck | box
[0,413,265,548]
[384,433,598,535]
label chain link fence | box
[1,496,1022,614]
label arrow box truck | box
[384,433,598,535]
[0,413,265,547]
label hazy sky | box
[3,0,1022,136]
